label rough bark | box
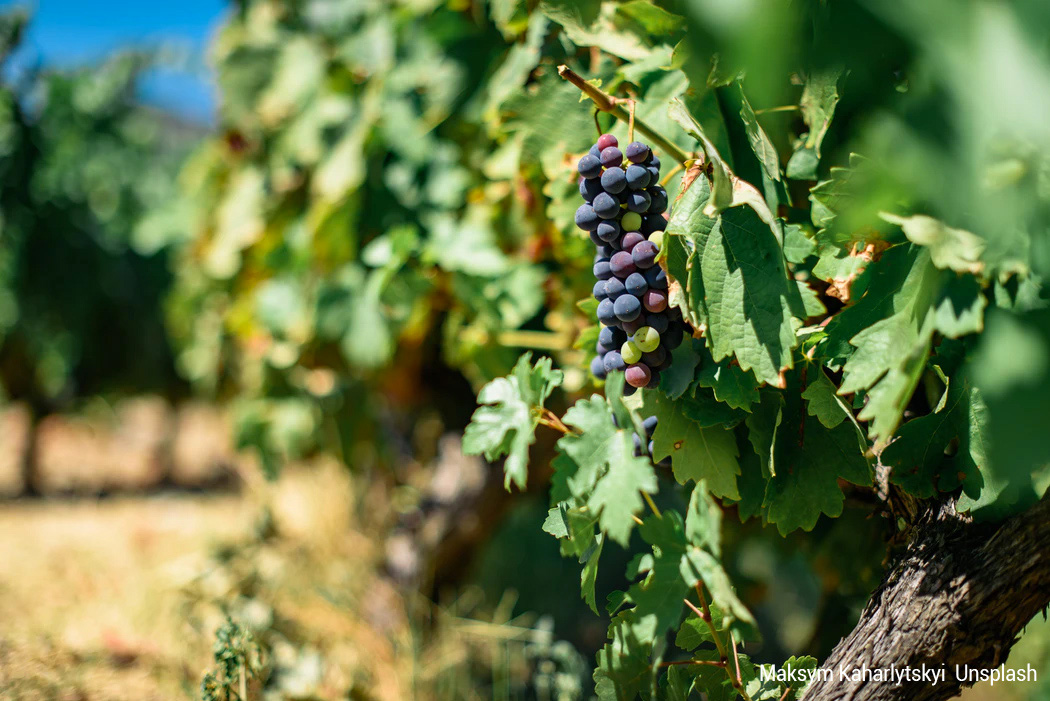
[802,493,1050,701]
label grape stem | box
[557,65,691,165]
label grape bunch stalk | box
[577,134,683,464]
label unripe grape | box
[633,326,660,352]
[621,211,642,232]
[621,340,642,364]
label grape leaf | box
[641,391,741,499]
[696,351,761,411]
[667,169,806,385]
[580,534,605,614]
[463,353,564,489]
[881,212,985,276]
[802,369,849,429]
[738,85,781,182]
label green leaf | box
[882,377,985,498]
[667,173,805,385]
[642,391,741,500]
[675,603,726,649]
[961,308,1050,519]
[463,353,564,490]
[658,337,702,399]
[696,352,761,411]
[738,85,781,182]
[559,392,658,546]
[580,534,605,614]
[881,212,985,276]
[802,369,849,429]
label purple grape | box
[613,294,642,322]
[579,176,603,202]
[623,384,638,397]
[632,240,659,269]
[648,186,668,214]
[578,154,602,179]
[589,229,604,247]
[632,432,644,456]
[663,322,684,350]
[596,244,615,258]
[642,415,658,437]
[597,220,621,242]
[610,251,636,278]
[625,363,651,388]
[646,311,670,334]
[599,326,626,349]
[622,315,646,335]
[620,232,645,253]
[640,214,667,235]
[593,279,608,301]
[591,355,607,379]
[575,204,600,231]
[644,289,668,313]
[597,298,617,325]
[603,350,626,373]
[600,147,623,168]
[593,192,620,219]
[626,190,651,213]
[589,144,601,158]
[646,164,660,184]
[644,266,667,290]
[601,168,627,194]
[647,440,655,456]
[597,133,618,151]
[648,154,660,169]
[642,346,667,368]
[645,368,662,389]
[625,141,650,164]
[625,272,648,296]
[604,277,626,300]
[593,259,612,280]
[625,164,651,190]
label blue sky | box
[8,0,227,122]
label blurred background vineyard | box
[1,0,1049,699]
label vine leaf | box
[463,353,564,490]
[559,393,658,547]
[665,166,805,386]
[641,391,741,500]
[880,212,985,276]
[833,246,986,446]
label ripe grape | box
[643,289,668,313]
[596,340,613,355]
[645,369,661,389]
[632,240,659,269]
[589,230,604,247]
[592,192,620,219]
[620,232,645,253]
[644,266,667,290]
[642,415,658,437]
[649,154,661,169]
[600,147,623,168]
[593,279,608,301]
[597,134,618,151]
[626,190,651,213]
[609,251,636,278]
[578,154,602,178]
[621,340,642,364]
[604,277,626,300]
[625,363,652,387]
[593,259,612,280]
[633,326,660,352]
[614,294,642,322]
[623,384,637,397]
[622,315,646,335]
[597,298,617,325]
[579,176,602,202]
[648,186,668,214]
[601,168,627,194]
[597,220,620,242]
[596,243,615,258]
[646,311,670,334]
[632,432,644,456]
[599,326,626,349]
[590,355,608,379]
[603,350,626,373]
[621,211,642,232]
[646,164,660,183]
[625,141,650,163]
[625,272,648,296]
[625,164,651,190]
[575,204,600,231]
[662,322,684,350]
[588,144,601,158]
[642,346,666,368]
[640,214,666,235]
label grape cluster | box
[577,135,684,397]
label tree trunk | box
[802,493,1050,701]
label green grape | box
[633,326,660,352]
[621,340,642,364]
